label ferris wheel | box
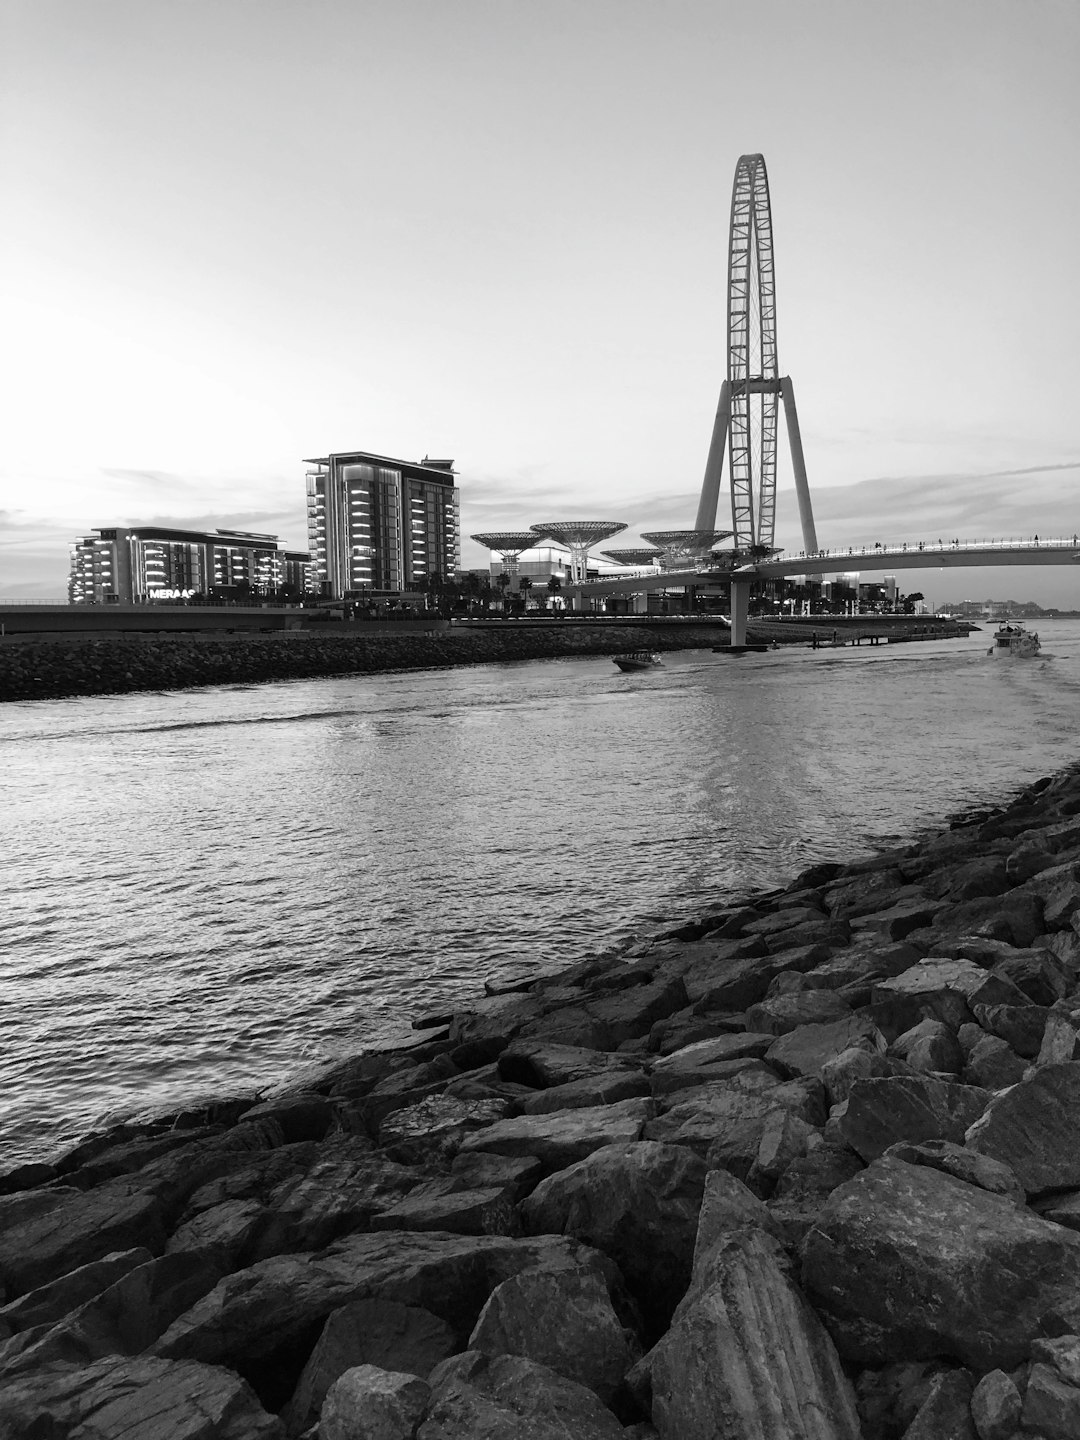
[695,153,817,556]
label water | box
[4,620,1080,1167]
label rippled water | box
[4,620,1080,1165]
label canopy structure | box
[470,531,542,579]
[640,529,734,571]
[530,522,627,585]
[601,547,662,567]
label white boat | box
[612,651,663,672]
[990,620,1041,657]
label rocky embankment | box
[0,626,729,703]
[0,617,965,703]
[9,771,1080,1437]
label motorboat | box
[612,651,664,672]
[990,620,1041,657]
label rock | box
[448,1152,542,1201]
[241,1094,334,1144]
[418,1350,625,1439]
[826,869,907,919]
[245,1143,420,1260]
[691,1168,783,1264]
[1036,1000,1080,1064]
[573,973,690,1046]
[1020,1362,1080,1439]
[0,1182,167,1300]
[691,948,824,1014]
[929,889,1046,947]
[882,1139,1025,1204]
[853,1360,941,1440]
[649,1056,773,1099]
[497,1042,637,1090]
[990,948,1071,1005]
[0,1353,283,1439]
[801,1156,1080,1368]
[744,990,853,1035]
[964,1035,1028,1090]
[521,1069,651,1114]
[820,1045,900,1107]
[888,1019,964,1074]
[1033,1190,1080,1231]
[371,1186,519,1237]
[0,1249,224,1377]
[0,1246,152,1333]
[379,1096,513,1164]
[1022,859,1080,930]
[969,1369,1022,1440]
[966,1061,1080,1193]
[456,1099,653,1177]
[747,1108,818,1190]
[166,1198,267,1267]
[971,1002,1049,1058]
[1032,1333,1080,1386]
[320,1366,430,1440]
[766,1014,884,1081]
[650,1033,775,1073]
[642,1228,861,1439]
[870,958,1025,1041]
[468,1266,639,1403]
[284,1299,455,1436]
[152,1232,616,1386]
[899,1369,976,1439]
[836,1075,989,1162]
[519,1141,708,1339]
[766,1143,865,1247]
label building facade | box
[69,527,311,604]
[304,450,460,597]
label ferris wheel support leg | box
[694,380,732,531]
[729,578,749,646]
[781,377,819,553]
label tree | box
[517,576,533,611]
[546,574,562,612]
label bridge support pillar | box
[729,579,749,646]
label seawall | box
[0,616,966,703]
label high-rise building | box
[68,526,311,604]
[304,450,460,598]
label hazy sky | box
[3,0,1079,605]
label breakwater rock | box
[9,769,1080,1435]
[0,625,730,703]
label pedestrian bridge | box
[571,535,1080,642]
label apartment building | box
[69,526,311,603]
[304,450,460,597]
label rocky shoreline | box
[0,617,965,703]
[8,762,1080,1437]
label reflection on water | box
[4,622,1080,1164]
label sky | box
[2,0,1079,608]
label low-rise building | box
[69,526,311,603]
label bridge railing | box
[780,536,1080,562]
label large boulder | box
[835,1075,989,1162]
[0,1250,223,1377]
[151,1231,617,1381]
[319,1365,430,1440]
[468,1266,639,1403]
[0,1246,152,1334]
[0,1353,283,1439]
[641,1229,861,1439]
[966,1061,1080,1194]
[455,1099,653,1176]
[765,1014,884,1081]
[0,1183,167,1300]
[801,1156,1080,1368]
[283,1298,455,1437]
[520,1141,708,1338]
[418,1350,625,1439]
